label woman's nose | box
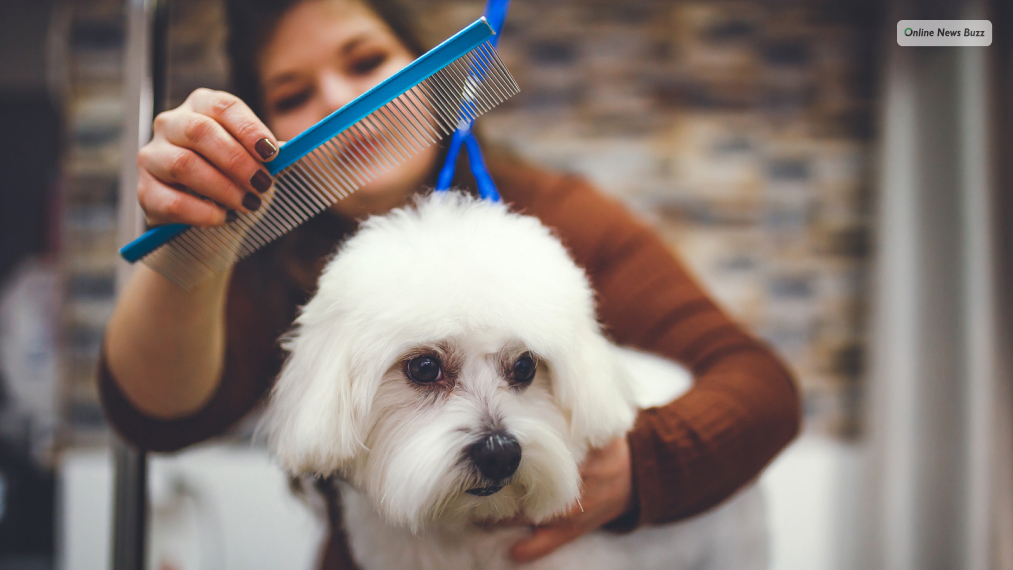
[318,72,359,114]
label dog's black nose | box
[468,432,521,481]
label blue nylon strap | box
[436,129,466,191]
[464,130,500,201]
[484,0,510,47]
[434,0,511,197]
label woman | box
[101,0,801,567]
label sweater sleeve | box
[494,159,801,527]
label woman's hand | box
[509,436,636,563]
[137,88,280,227]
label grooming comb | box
[120,17,518,290]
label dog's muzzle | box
[465,432,521,496]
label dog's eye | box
[406,355,442,384]
[513,353,536,385]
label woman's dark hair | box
[225,0,427,119]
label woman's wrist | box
[602,432,641,533]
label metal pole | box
[112,0,167,568]
[111,442,148,570]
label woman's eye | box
[272,90,311,114]
[350,53,387,75]
[513,353,536,385]
[406,355,442,384]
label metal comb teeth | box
[125,18,518,289]
[138,29,517,290]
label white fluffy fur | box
[261,192,767,569]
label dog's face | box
[262,193,635,532]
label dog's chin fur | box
[260,191,635,533]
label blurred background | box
[0,0,1009,568]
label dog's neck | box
[337,480,531,570]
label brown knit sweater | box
[99,156,800,568]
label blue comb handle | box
[120,18,497,263]
[120,223,188,263]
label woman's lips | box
[340,130,385,163]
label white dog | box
[261,192,767,570]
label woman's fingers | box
[136,88,280,227]
[137,169,232,227]
[186,88,280,162]
[510,437,636,563]
[138,139,260,215]
[156,109,274,198]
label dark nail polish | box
[225,210,238,223]
[251,170,273,193]
[255,138,278,160]
[242,192,262,211]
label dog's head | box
[261,192,635,531]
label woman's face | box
[259,0,439,218]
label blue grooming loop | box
[435,0,510,201]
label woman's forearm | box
[104,264,232,418]
[101,87,277,422]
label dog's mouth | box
[466,484,506,496]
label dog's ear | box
[260,318,372,475]
[549,328,636,449]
